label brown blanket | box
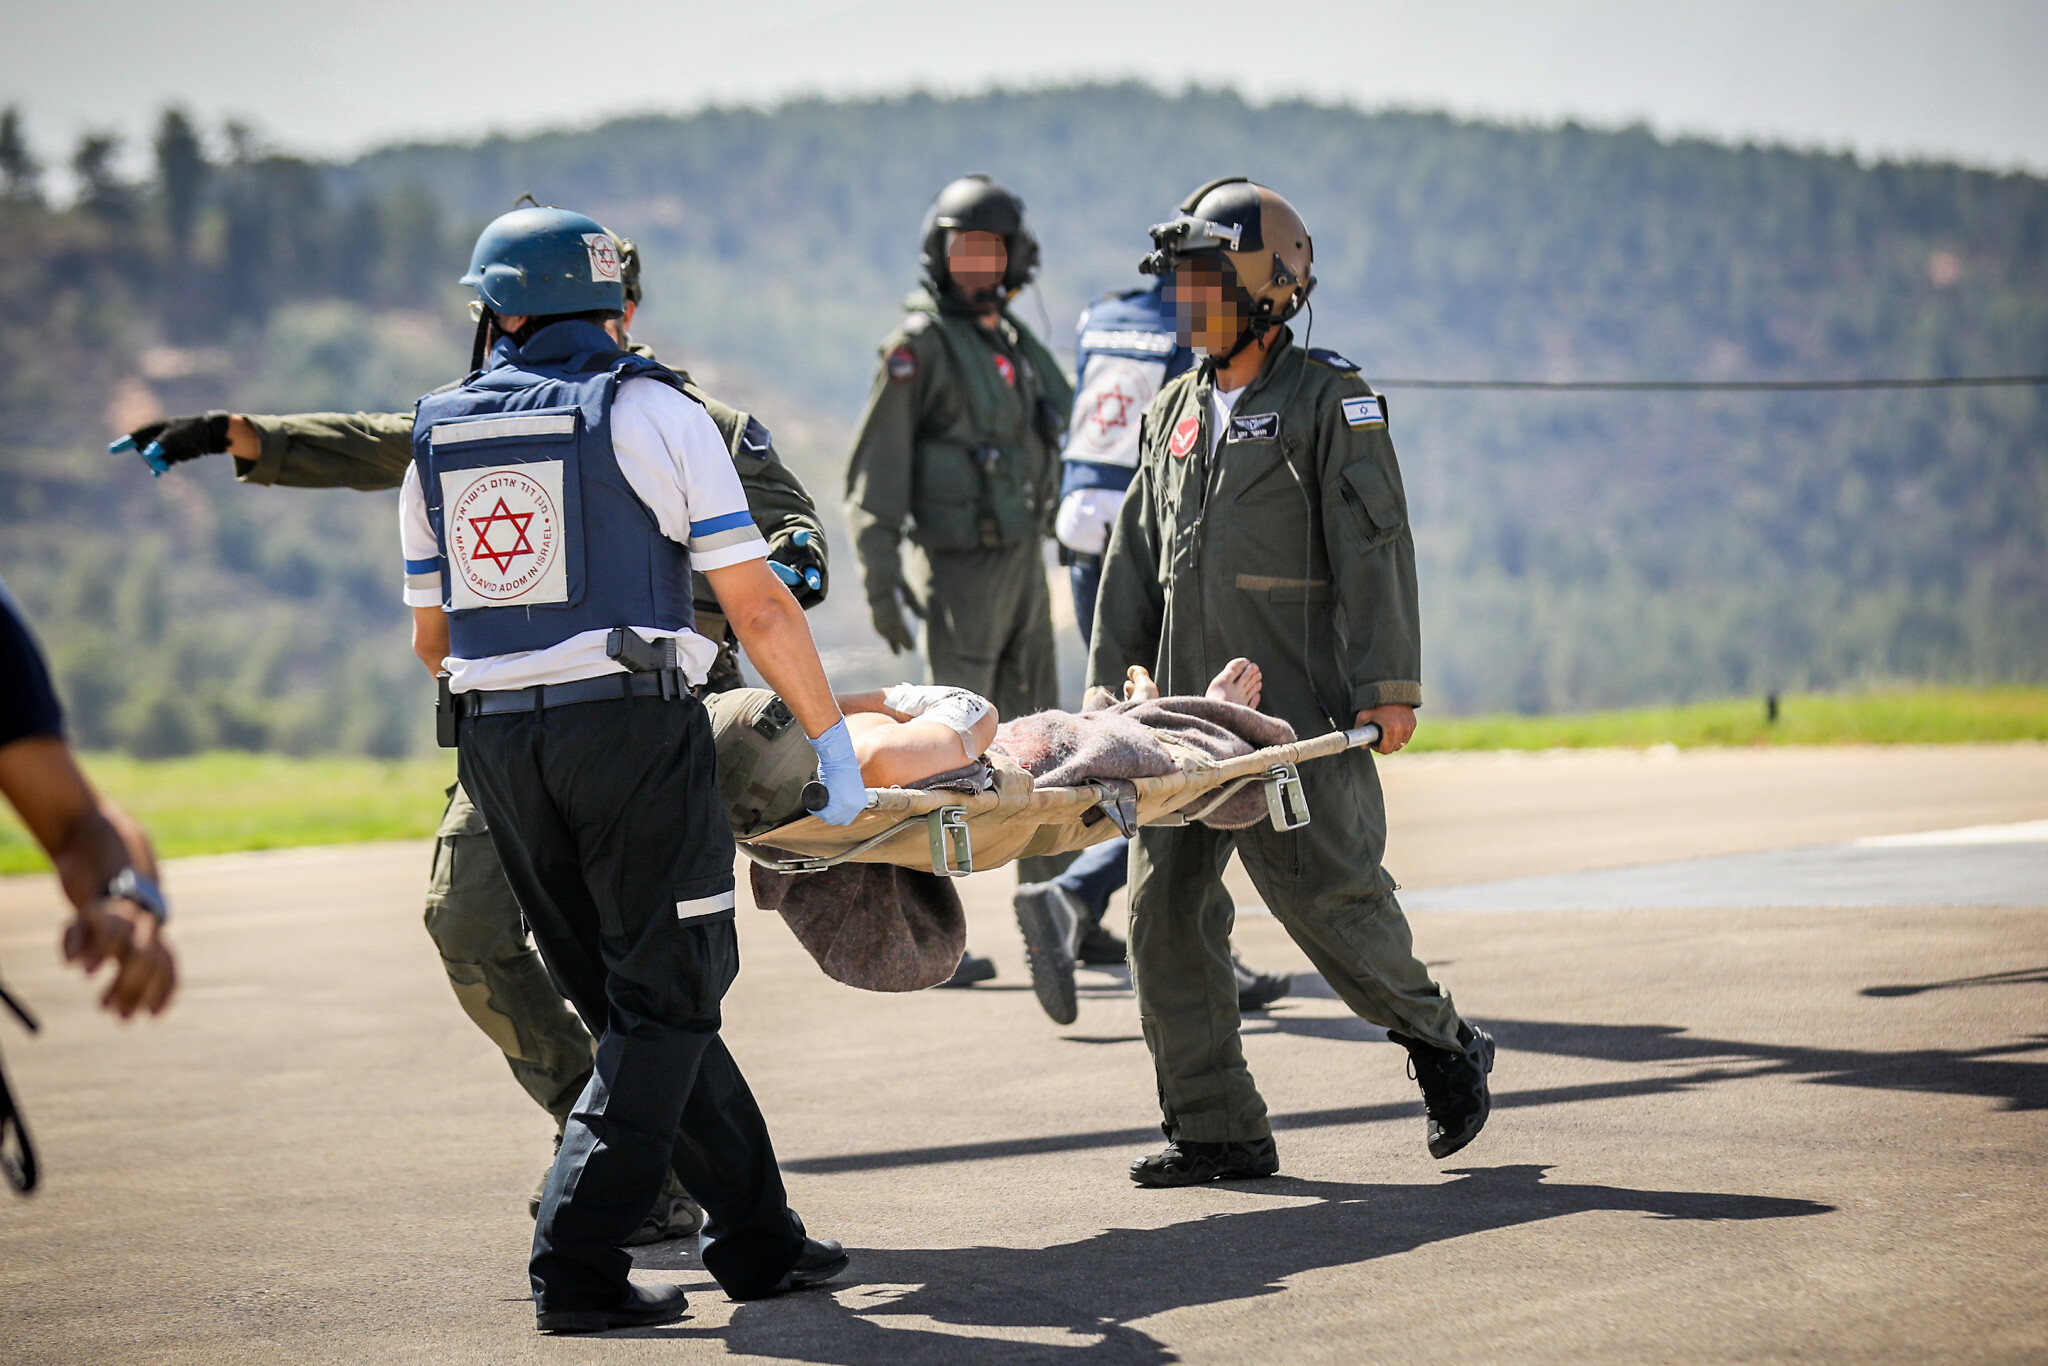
[750,862,966,992]
[992,695,1296,828]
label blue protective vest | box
[411,320,697,659]
[1058,280,1197,501]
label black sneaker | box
[1388,1021,1496,1159]
[1232,953,1292,1013]
[938,951,997,988]
[1014,883,1082,1024]
[1075,924,1127,966]
[1129,1135,1279,1187]
[536,1280,686,1334]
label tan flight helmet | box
[1140,176,1316,359]
[705,688,820,836]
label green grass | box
[1408,686,2048,753]
[1,686,2042,875]
[0,751,456,876]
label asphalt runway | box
[2,743,2044,1364]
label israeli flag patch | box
[1341,396,1386,428]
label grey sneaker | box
[1014,882,1082,1024]
[623,1191,705,1247]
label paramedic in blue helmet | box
[1007,273,1294,1027]
[402,207,859,1333]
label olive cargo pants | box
[912,537,1071,884]
[1127,745,1463,1143]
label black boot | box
[939,951,996,988]
[1129,1135,1279,1187]
[1075,923,1127,965]
[1388,1021,1495,1159]
[1232,952,1292,1012]
[536,1281,687,1334]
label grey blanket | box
[993,695,1296,828]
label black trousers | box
[457,691,803,1310]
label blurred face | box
[1169,258,1245,355]
[946,229,1009,293]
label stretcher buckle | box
[928,807,973,877]
[1264,764,1311,831]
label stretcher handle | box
[1345,723,1383,750]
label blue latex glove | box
[768,560,822,593]
[807,719,867,826]
[108,433,171,477]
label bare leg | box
[845,713,992,789]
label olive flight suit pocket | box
[1339,458,1405,545]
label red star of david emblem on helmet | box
[467,497,536,573]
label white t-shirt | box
[400,377,768,692]
[1210,383,1246,456]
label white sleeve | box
[610,377,770,572]
[399,463,444,607]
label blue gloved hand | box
[807,719,867,826]
[770,560,821,594]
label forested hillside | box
[1,87,2043,756]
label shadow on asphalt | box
[1487,1018,2048,1112]
[619,1166,1831,1362]
[1861,964,2048,998]
[783,1017,2048,1177]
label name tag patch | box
[1227,412,1279,443]
[441,461,569,610]
[1342,396,1386,428]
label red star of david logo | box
[1089,386,1135,436]
[467,497,535,574]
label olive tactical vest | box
[907,301,1064,552]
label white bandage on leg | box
[884,684,994,758]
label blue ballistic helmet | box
[461,206,626,317]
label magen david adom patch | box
[582,233,622,284]
[441,462,570,610]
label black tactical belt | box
[461,671,683,717]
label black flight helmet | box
[919,174,1040,305]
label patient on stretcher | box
[710,660,1282,837]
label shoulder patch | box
[1341,395,1386,429]
[886,345,919,384]
[738,415,772,455]
[1308,347,1361,373]
[900,312,933,336]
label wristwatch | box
[103,867,169,923]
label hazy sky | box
[6,0,2045,182]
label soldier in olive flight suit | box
[1089,178,1496,1187]
[845,175,1076,981]
[112,238,826,1242]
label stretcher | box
[740,722,1384,877]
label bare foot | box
[1123,666,1161,702]
[1206,657,1263,708]
[1083,685,1119,712]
